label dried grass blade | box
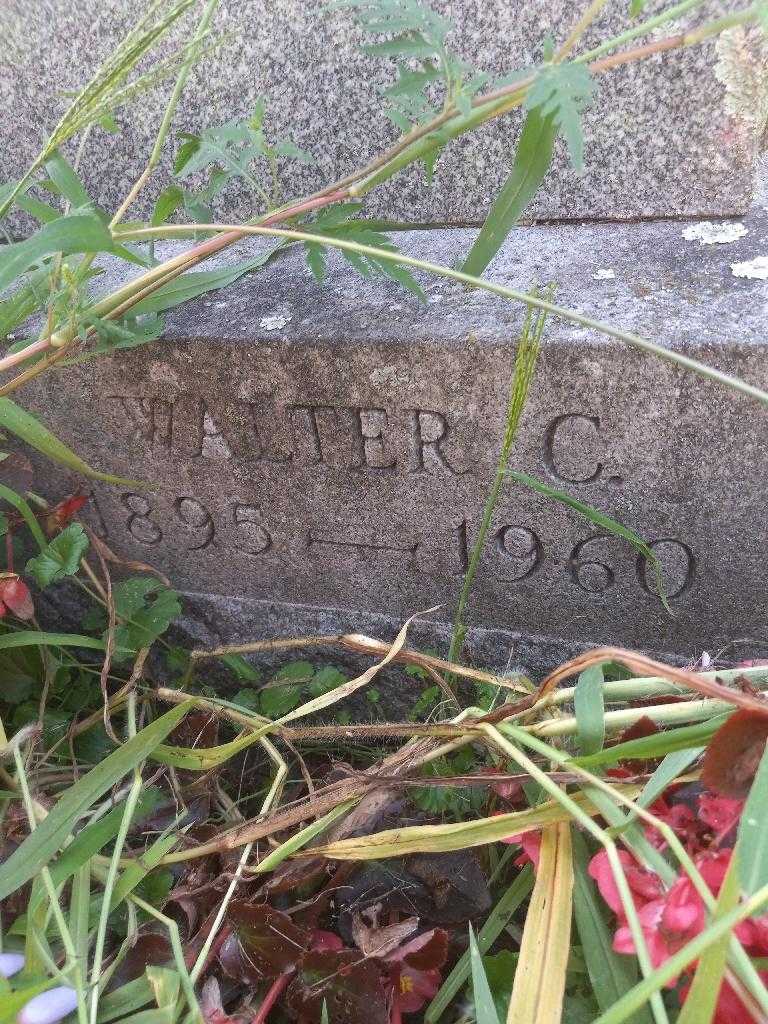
[506,822,573,1024]
[310,786,638,860]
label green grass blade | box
[636,748,704,809]
[0,702,192,900]
[737,743,768,896]
[507,471,670,612]
[462,110,557,277]
[571,716,729,768]
[574,664,605,755]
[0,215,113,293]
[468,924,502,1024]
[0,630,113,653]
[676,850,740,1024]
[425,866,534,1022]
[0,482,46,550]
[0,398,145,487]
[572,829,652,1024]
[129,250,278,315]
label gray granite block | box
[0,0,758,225]
[16,209,768,676]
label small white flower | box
[682,221,748,245]
[18,987,78,1024]
[730,256,768,280]
[592,269,616,280]
[0,952,25,978]
[259,313,292,331]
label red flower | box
[0,575,34,620]
[385,929,448,1016]
[588,849,663,916]
[698,794,744,841]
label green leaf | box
[737,742,768,896]
[310,665,347,697]
[0,482,47,550]
[462,110,557,276]
[508,471,671,613]
[0,701,192,900]
[25,522,89,588]
[0,214,113,294]
[111,580,181,659]
[28,789,162,915]
[0,630,113,653]
[45,151,92,209]
[572,715,730,768]
[273,660,314,683]
[524,63,595,172]
[636,747,705,809]
[151,184,184,226]
[629,0,646,15]
[260,684,302,718]
[574,664,605,756]
[468,924,501,1024]
[0,398,144,486]
[220,653,261,682]
[129,252,277,315]
[677,850,740,1024]
[96,976,154,1024]
[571,829,651,1023]
[231,687,260,711]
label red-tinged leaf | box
[702,710,768,798]
[286,950,389,1024]
[0,576,34,620]
[219,902,309,983]
[200,978,239,1024]
[388,928,449,971]
[618,715,659,744]
[106,932,173,989]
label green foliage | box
[468,924,502,1024]
[524,63,596,172]
[574,664,605,756]
[260,684,302,718]
[508,471,671,612]
[737,742,768,896]
[174,99,312,213]
[335,0,488,140]
[0,701,192,901]
[462,109,557,276]
[25,523,89,588]
[130,250,279,315]
[220,653,262,682]
[0,398,144,486]
[303,204,425,299]
[0,214,114,294]
[109,578,182,659]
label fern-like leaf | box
[524,63,595,172]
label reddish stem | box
[390,995,403,1024]
[252,974,290,1024]
[5,527,13,573]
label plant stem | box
[447,293,547,675]
[111,0,221,227]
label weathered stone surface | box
[0,0,757,224]
[18,210,768,674]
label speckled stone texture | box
[0,0,757,225]
[18,209,768,675]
